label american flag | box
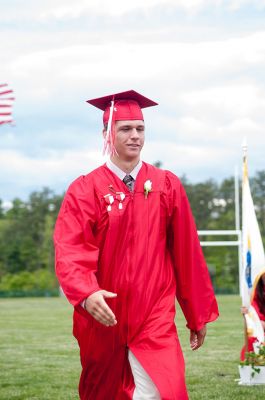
[0,83,15,126]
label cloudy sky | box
[1,0,265,202]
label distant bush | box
[0,269,57,292]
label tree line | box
[0,170,264,295]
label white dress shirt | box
[106,159,142,181]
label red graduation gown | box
[240,287,265,361]
[252,288,265,322]
[54,162,219,400]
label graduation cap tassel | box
[103,100,117,156]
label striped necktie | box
[123,175,134,191]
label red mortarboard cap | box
[86,90,158,155]
[87,90,158,123]
[87,89,158,111]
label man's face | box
[112,120,145,161]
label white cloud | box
[180,83,265,121]
[227,0,265,11]
[141,139,236,180]
[2,0,265,23]
[6,30,265,111]
[36,0,265,19]
[2,0,205,21]
[0,149,105,190]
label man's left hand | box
[190,325,207,351]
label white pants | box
[128,350,161,400]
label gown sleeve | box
[166,171,219,331]
[54,175,101,308]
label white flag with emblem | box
[241,145,265,344]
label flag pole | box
[234,166,240,232]
[241,140,249,358]
[234,166,241,295]
[241,137,249,303]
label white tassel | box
[104,100,115,155]
[106,100,114,136]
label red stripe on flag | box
[0,90,13,96]
[0,97,15,101]
[0,120,13,125]
[0,84,15,127]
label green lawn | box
[0,296,264,399]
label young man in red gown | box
[54,90,219,399]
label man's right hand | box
[84,290,117,327]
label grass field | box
[0,296,264,399]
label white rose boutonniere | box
[144,180,152,199]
